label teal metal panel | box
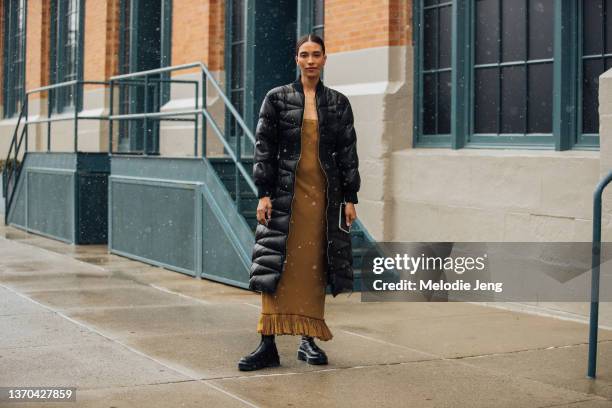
[5,152,109,244]
[109,156,254,286]
[26,169,75,243]
[201,188,250,288]
[109,177,198,275]
[6,160,26,227]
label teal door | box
[225,0,298,158]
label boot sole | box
[238,359,280,371]
[297,349,328,365]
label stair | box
[209,156,369,291]
[209,157,258,232]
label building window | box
[312,0,324,38]
[414,0,601,150]
[3,0,27,118]
[471,0,554,146]
[116,0,172,153]
[580,0,612,147]
[49,0,84,113]
[420,0,452,140]
[226,0,245,142]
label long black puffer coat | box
[249,75,361,297]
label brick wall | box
[25,0,45,99]
[171,0,224,74]
[83,0,119,90]
[11,0,411,101]
[325,0,412,53]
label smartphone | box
[339,202,351,233]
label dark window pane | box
[438,71,451,134]
[527,63,553,133]
[232,0,244,42]
[3,0,26,117]
[474,67,499,133]
[313,0,324,28]
[422,74,437,134]
[231,45,243,89]
[606,0,612,53]
[583,0,603,56]
[439,5,452,69]
[230,90,244,135]
[583,58,605,133]
[528,0,554,59]
[423,8,437,70]
[476,0,499,65]
[425,0,439,5]
[502,0,526,62]
[500,65,526,133]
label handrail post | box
[24,97,28,153]
[154,81,160,153]
[109,79,114,154]
[235,104,242,213]
[588,170,612,378]
[143,75,149,155]
[194,77,199,157]
[74,81,79,152]
[201,71,207,157]
[47,87,51,151]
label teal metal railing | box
[108,62,258,213]
[2,80,110,224]
[588,170,612,378]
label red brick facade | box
[326,0,411,53]
[2,1,411,103]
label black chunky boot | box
[238,334,280,371]
[297,335,328,365]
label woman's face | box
[295,41,326,80]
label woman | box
[238,34,361,371]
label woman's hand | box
[345,202,357,228]
[257,197,273,225]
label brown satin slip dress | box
[257,92,333,341]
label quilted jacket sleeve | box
[253,91,280,198]
[336,96,361,204]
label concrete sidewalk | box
[1,225,612,407]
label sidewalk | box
[1,224,612,408]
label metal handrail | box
[108,62,257,196]
[587,170,612,378]
[4,62,259,224]
[3,99,28,223]
[4,80,118,223]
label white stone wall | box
[327,44,612,325]
[325,45,413,241]
[158,70,227,158]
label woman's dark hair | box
[296,33,325,56]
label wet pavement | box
[1,224,612,407]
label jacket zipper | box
[314,92,332,287]
[281,93,305,277]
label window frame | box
[49,0,85,114]
[413,0,599,151]
[116,0,172,153]
[3,0,27,118]
[297,0,325,83]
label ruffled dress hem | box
[257,313,333,341]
